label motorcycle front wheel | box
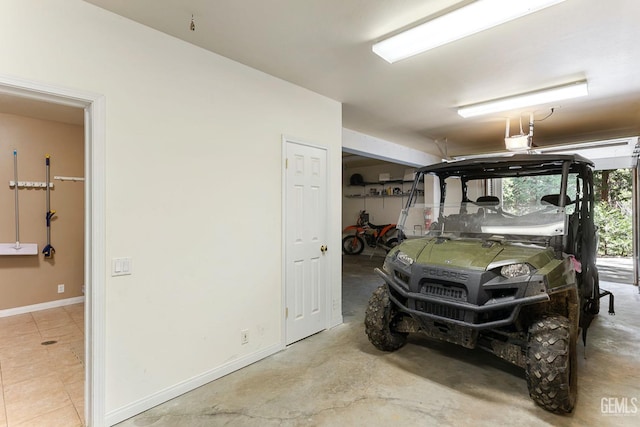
[342,235,365,255]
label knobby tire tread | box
[526,315,576,414]
[364,285,407,351]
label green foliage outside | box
[502,175,556,207]
[502,175,577,214]
[501,168,632,256]
[594,200,632,256]
[594,169,632,256]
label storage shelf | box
[345,194,408,199]
[345,190,423,199]
[347,179,413,187]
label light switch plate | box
[112,257,133,276]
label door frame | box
[0,74,106,426]
[281,135,331,346]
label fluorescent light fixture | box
[372,0,566,63]
[458,81,588,118]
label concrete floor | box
[117,255,640,427]
[597,257,635,285]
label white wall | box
[343,128,439,167]
[341,129,441,235]
[343,163,416,227]
[0,0,342,424]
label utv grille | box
[415,301,466,321]
[415,282,467,321]
[420,283,467,301]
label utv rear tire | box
[342,235,364,255]
[365,285,407,351]
[526,315,577,413]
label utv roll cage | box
[402,153,596,256]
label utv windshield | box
[397,202,567,241]
[397,155,591,243]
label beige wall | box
[0,113,84,309]
[0,0,342,424]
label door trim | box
[281,135,330,346]
[0,74,106,426]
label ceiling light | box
[458,81,588,118]
[372,0,566,63]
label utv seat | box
[541,194,572,206]
[541,194,579,254]
[474,196,500,219]
[476,196,500,206]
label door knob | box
[320,245,328,253]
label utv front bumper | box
[375,267,550,330]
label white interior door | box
[285,140,328,345]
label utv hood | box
[409,238,554,271]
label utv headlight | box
[396,251,414,267]
[501,263,532,278]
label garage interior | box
[118,144,640,426]
[116,256,638,426]
[1,1,639,426]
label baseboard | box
[105,342,284,426]
[0,296,85,317]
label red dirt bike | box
[342,210,399,255]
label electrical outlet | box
[57,284,65,293]
[240,329,249,345]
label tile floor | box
[0,304,84,427]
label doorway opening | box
[594,168,635,284]
[0,75,106,426]
[341,151,433,326]
[0,105,85,425]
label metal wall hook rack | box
[9,181,53,189]
[54,176,85,182]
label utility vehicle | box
[365,154,613,413]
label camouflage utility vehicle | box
[365,154,613,413]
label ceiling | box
[0,93,83,126]
[82,0,640,158]
[15,1,640,158]
[342,151,391,169]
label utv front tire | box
[526,315,577,413]
[365,285,407,351]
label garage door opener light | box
[504,114,534,151]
